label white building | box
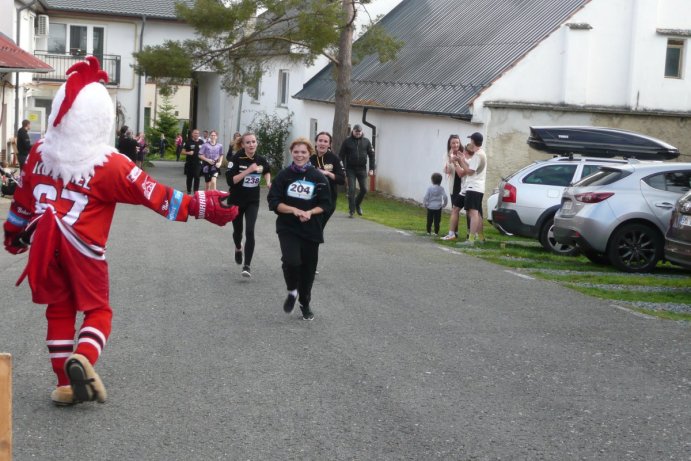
[294,0,691,208]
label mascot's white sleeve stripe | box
[77,337,102,355]
[197,191,206,219]
[49,352,72,359]
[47,339,75,346]
[53,211,106,260]
[80,326,107,345]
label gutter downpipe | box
[136,15,146,132]
[14,0,39,138]
[362,107,376,191]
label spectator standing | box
[310,131,344,226]
[267,138,331,321]
[175,133,183,161]
[339,124,374,218]
[458,132,487,244]
[135,132,148,168]
[118,130,139,163]
[16,119,32,170]
[183,129,204,194]
[441,134,464,241]
[423,172,448,236]
[158,133,168,158]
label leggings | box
[426,208,441,234]
[278,232,319,307]
[232,202,259,266]
[185,162,201,194]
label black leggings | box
[185,162,201,194]
[278,232,319,307]
[232,202,259,266]
[426,208,441,234]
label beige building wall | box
[143,82,191,130]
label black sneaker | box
[356,206,363,216]
[300,304,314,321]
[283,294,297,313]
[234,249,243,265]
[348,211,354,218]
[241,265,251,278]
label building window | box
[47,23,106,56]
[665,39,684,78]
[309,118,318,141]
[278,70,289,106]
[48,23,66,53]
[144,107,151,128]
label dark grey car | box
[664,190,691,269]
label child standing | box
[423,172,448,236]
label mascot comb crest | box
[53,56,109,127]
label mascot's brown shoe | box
[64,353,107,403]
[50,385,75,406]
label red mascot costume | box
[3,56,238,405]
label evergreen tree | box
[147,94,179,156]
[133,0,402,153]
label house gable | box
[294,0,590,117]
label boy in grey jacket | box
[423,172,448,235]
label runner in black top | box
[226,132,271,278]
[309,131,345,226]
[267,137,331,320]
[183,129,204,194]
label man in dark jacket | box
[339,124,375,217]
[16,119,32,170]
[118,130,139,163]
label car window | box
[643,170,691,193]
[522,164,577,186]
[574,168,631,186]
[581,164,601,178]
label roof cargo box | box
[527,126,680,160]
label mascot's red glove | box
[3,221,29,255]
[189,190,239,226]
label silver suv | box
[554,162,691,272]
[491,156,629,254]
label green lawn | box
[339,191,691,321]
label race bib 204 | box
[287,180,316,200]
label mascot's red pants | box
[19,211,113,386]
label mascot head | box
[39,56,115,183]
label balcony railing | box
[33,52,121,86]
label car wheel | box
[539,217,579,256]
[606,223,663,273]
[581,248,610,265]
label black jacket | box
[339,135,375,170]
[267,165,331,243]
[16,127,32,157]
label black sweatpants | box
[278,232,320,307]
[232,202,259,266]
[426,208,442,234]
[185,161,201,194]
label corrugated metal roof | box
[295,0,591,117]
[41,0,194,20]
[0,33,53,73]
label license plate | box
[680,215,691,227]
[562,200,573,211]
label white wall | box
[303,101,479,205]
[474,0,691,120]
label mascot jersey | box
[9,146,192,309]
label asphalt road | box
[0,161,689,460]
